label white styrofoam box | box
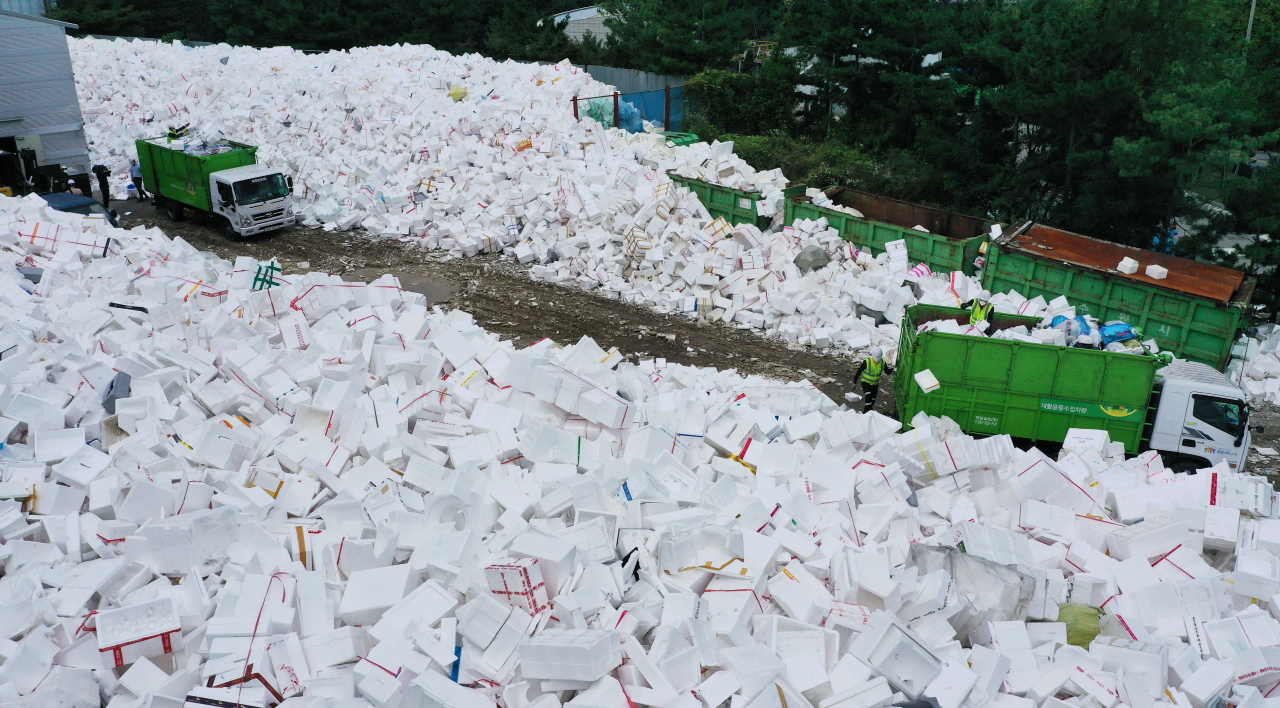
[51,444,111,487]
[519,630,623,681]
[118,656,170,696]
[1106,516,1188,560]
[1063,428,1111,454]
[486,557,551,614]
[509,532,577,596]
[95,597,183,667]
[848,611,942,699]
[1180,658,1234,708]
[1146,264,1168,280]
[301,626,373,670]
[458,593,514,649]
[33,428,85,463]
[914,369,940,393]
[1233,551,1280,599]
[337,564,422,626]
[1118,258,1140,274]
[923,660,978,708]
[1089,636,1168,697]
[1203,506,1241,551]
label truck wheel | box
[165,200,185,222]
[1169,458,1207,475]
[222,217,239,240]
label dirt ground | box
[1247,400,1280,480]
[114,198,893,414]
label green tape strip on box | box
[1059,603,1101,647]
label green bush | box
[722,132,947,205]
[684,66,799,138]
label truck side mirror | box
[286,176,294,193]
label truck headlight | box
[240,214,253,226]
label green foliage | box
[779,0,966,149]
[485,1,621,65]
[598,0,780,75]
[1179,165,1280,319]
[684,64,798,137]
[723,132,944,204]
[203,0,507,53]
[51,0,164,40]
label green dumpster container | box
[982,223,1256,371]
[660,132,700,147]
[896,304,1161,453]
[784,188,996,276]
[670,174,805,232]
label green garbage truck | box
[895,305,1255,473]
[135,137,296,237]
[982,223,1256,371]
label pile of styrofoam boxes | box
[664,139,792,212]
[1229,324,1280,404]
[516,181,994,357]
[70,38,620,228]
[799,187,864,218]
[66,39,892,361]
[70,38,781,258]
[70,38,1046,364]
[7,190,1280,708]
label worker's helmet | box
[979,290,991,302]
[870,346,883,360]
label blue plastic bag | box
[618,99,642,133]
[1074,316,1093,337]
[1100,322,1138,344]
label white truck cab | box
[211,165,296,237]
[1149,361,1252,472]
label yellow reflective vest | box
[970,300,994,323]
[861,358,884,386]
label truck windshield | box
[233,174,289,205]
[1192,395,1242,437]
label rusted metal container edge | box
[1005,223,1246,305]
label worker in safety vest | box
[853,347,890,413]
[969,290,994,326]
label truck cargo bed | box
[136,137,258,213]
[896,305,1160,453]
